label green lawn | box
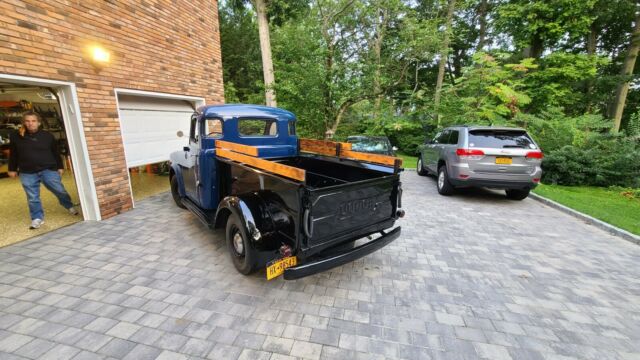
[398,152,418,170]
[533,184,640,235]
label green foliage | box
[219,2,264,103]
[521,53,609,114]
[518,108,611,152]
[541,135,640,188]
[495,0,596,55]
[438,52,535,125]
[627,108,640,137]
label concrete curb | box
[529,192,640,245]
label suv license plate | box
[266,256,297,280]
[495,157,512,165]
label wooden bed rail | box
[215,141,306,182]
[299,138,403,170]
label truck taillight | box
[456,148,484,159]
[525,151,543,160]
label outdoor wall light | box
[89,45,110,67]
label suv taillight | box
[525,151,543,160]
[456,148,484,159]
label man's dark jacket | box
[8,130,63,174]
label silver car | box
[417,126,543,200]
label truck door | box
[182,114,200,201]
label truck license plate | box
[495,157,512,165]
[266,256,297,280]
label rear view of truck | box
[169,105,404,280]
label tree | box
[495,0,595,58]
[610,8,640,132]
[434,0,456,127]
[254,0,277,106]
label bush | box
[541,135,640,188]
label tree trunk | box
[477,0,488,51]
[434,0,456,127]
[373,6,387,121]
[587,23,597,55]
[611,11,640,132]
[585,22,597,112]
[254,0,276,107]
[522,33,544,58]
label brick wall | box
[0,0,224,218]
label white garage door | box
[118,94,194,167]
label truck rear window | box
[238,119,277,136]
[468,130,537,149]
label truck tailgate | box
[304,176,398,249]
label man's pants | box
[19,170,74,220]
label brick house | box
[0,0,224,220]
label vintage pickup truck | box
[169,104,404,280]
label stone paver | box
[1,172,639,359]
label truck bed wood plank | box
[215,140,259,156]
[217,148,306,182]
[340,149,403,167]
[300,138,402,168]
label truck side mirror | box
[392,146,398,151]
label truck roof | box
[199,104,296,122]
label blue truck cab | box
[169,104,404,280]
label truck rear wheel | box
[225,213,257,275]
[170,176,186,209]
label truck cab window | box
[205,119,223,137]
[288,121,296,135]
[238,119,277,137]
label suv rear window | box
[468,130,537,149]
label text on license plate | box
[495,157,512,165]
[266,256,297,280]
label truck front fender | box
[169,162,186,198]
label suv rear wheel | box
[437,166,455,195]
[505,189,530,200]
[417,158,427,176]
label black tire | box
[417,158,428,176]
[225,212,257,275]
[170,176,186,209]
[437,165,455,196]
[505,188,530,200]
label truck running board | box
[181,197,215,229]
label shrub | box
[541,135,640,188]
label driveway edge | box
[529,192,640,245]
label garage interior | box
[0,82,81,247]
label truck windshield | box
[239,119,277,136]
[468,130,537,149]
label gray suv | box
[417,126,543,200]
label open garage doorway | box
[0,74,99,247]
[115,89,204,204]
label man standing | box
[8,111,79,229]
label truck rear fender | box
[215,194,294,252]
